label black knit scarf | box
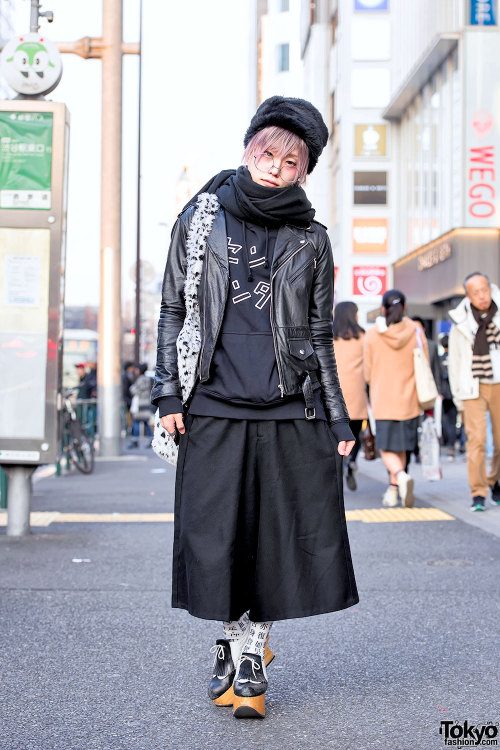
[181,166,315,228]
[215,166,315,227]
[471,301,500,379]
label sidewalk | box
[354,451,500,540]
[0,445,498,750]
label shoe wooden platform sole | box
[211,684,234,707]
[232,693,265,718]
[211,643,274,708]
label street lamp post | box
[134,0,143,366]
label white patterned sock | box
[223,612,250,665]
[242,620,273,660]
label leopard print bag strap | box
[152,193,220,465]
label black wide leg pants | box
[172,414,359,622]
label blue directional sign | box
[470,0,497,25]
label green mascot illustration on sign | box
[0,33,62,97]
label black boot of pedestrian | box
[345,461,357,491]
[233,653,268,719]
[208,639,236,706]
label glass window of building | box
[276,43,290,72]
[399,51,460,255]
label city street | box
[3,2,500,749]
[1,449,498,750]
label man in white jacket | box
[448,272,500,511]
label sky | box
[10,0,253,306]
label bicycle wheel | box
[68,421,95,474]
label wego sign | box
[467,144,495,219]
[464,32,500,227]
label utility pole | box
[98,0,124,456]
[134,0,143,366]
[56,1,140,456]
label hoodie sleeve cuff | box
[157,396,184,418]
[330,421,355,443]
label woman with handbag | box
[333,301,367,491]
[151,96,359,719]
[364,289,429,508]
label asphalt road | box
[0,448,498,750]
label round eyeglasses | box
[253,153,298,184]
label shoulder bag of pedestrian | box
[413,325,438,410]
[362,419,376,461]
[130,393,140,418]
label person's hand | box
[160,413,185,437]
[338,440,355,457]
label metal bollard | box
[4,465,36,537]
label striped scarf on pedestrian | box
[471,301,500,379]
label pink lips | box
[262,178,278,187]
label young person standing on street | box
[333,301,367,491]
[364,289,426,508]
[151,97,359,719]
[448,272,500,511]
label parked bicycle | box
[61,389,95,474]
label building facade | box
[258,0,303,102]
[387,0,500,328]
[301,0,394,319]
[297,0,500,328]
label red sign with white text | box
[352,266,387,296]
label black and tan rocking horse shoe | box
[232,653,268,719]
[208,637,274,708]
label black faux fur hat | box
[244,95,329,174]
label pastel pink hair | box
[242,126,309,185]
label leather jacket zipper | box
[289,255,316,283]
[270,242,312,397]
[198,259,208,379]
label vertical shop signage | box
[354,124,387,157]
[464,31,500,226]
[352,266,387,296]
[352,218,388,254]
[470,0,497,25]
[353,171,387,204]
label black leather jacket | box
[151,206,350,428]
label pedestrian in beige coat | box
[364,289,428,508]
[448,272,500,511]
[333,301,368,491]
